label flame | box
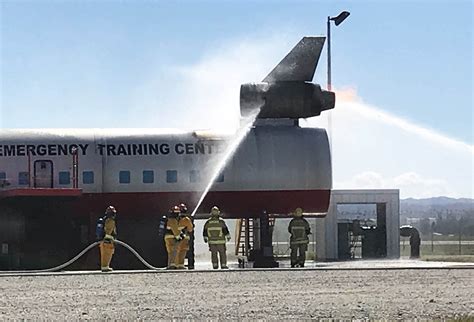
[334,87,360,103]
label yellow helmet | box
[211,206,220,216]
[294,208,303,217]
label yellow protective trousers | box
[176,239,189,268]
[165,237,178,268]
[99,241,115,269]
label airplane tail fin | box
[262,37,325,83]
[240,36,334,119]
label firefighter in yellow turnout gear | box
[288,208,311,268]
[164,206,193,269]
[100,206,117,272]
[203,206,231,269]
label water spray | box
[190,107,262,217]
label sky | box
[0,0,473,198]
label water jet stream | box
[345,100,473,154]
[190,108,261,217]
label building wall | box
[316,190,400,260]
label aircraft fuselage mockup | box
[0,37,334,269]
[0,36,335,218]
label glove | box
[226,235,231,242]
[175,235,182,241]
[104,234,115,242]
[204,237,208,243]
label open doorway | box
[336,203,387,259]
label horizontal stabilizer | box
[263,37,325,83]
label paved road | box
[0,268,472,319]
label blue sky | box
[1,0,472,140]
[0,0,473,198]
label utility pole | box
[326,11,350,149]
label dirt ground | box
[0,269,473,320]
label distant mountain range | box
[402,197,473,206]
[401,197,473,217]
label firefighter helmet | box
[178,203,188,213]
[171,205,181,214]
[211,206,220,216]
[105,206,117,216]
[294,208,303,217]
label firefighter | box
[164,205,193,269]
[203,206,231,269]
[179,203,195,269]
[288,207,311,268]
[176,205,193,269]
[164,206,182,269]
[100,206,117,272]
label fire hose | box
[0,239,163,274]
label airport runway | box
[1,263,473,319]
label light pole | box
[327,11,350,91]
[327,11,350,148]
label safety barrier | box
[0,239,163,274]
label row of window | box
[0,170,225,185]
[0,171,30,185]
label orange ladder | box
[235,218,254,257]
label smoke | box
[129,33,294,132]
[131,35,473,199]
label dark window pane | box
[83,171,94,184]
[119,171,130,184]
[190,170,200,183]
[166,170,178,183]
[143,170,154,184]
[18,172,29,185]
[59,171,70,185]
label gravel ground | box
[0,269,473,320]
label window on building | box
[18,172,29,185]
[216,173,224,183]
[0,172,6,180]
[59,171,70,185]
[166,170,178,183]
[83,171,94,184]
[143,170,154,184]
[119,171,131,184]
[189,170,200,183]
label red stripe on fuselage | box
[68,189,330,218]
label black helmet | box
[178,203,188,213]
[105,205,117,217]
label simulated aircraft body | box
[0,36,335,268]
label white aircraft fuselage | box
[0,125,331,218]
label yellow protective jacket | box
[165,216,193,240]
[103,217,117,242]
[203,216,230,244]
